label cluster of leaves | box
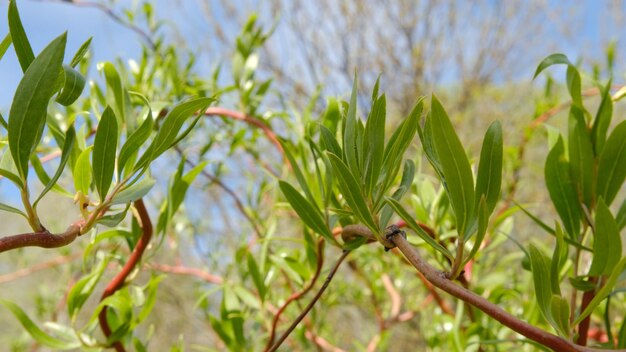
[1,1,626,351]
[525,54,626,345]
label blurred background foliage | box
[1,0,626,351]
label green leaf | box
[279,180,334,243]
[319,124,342,156]
[111,177,155,205]
[55,65,86,106]
[380,98,422,195]
[589,198,622,276]
[597,120,626,205]
[247,253,266,301]
[326,153,378,233]
[591,81,613,153]
[362,94,386,197]
[135,275,164,325]
[0,33,11,61]
[574,257,626,326]
[0,202,27,219]
[322,98,341,134]
[545,137,581,238]
[379,159,414,228]
[474,120,503,215]
[34,126,75,206]
[73,146,92,195]
[616,198,626,230]
[281,140,316,206]
[343,73,360,176]
[102,62,127,126]
[550,223,568,295]
[568,107,594,207]
[93,107,119,201]
[0,299,80,350]
[528,244,562,334]
[533,53,582,107]
[118,110,153,178]
[8,32,67,180]
[385,197,453,261]
[8,0,35,72]
[430,95,474,236]
[69,37,92,68]
[137,97,213,169]
[463,196,488,266]
[169,160,207,214]
[550,295,571,338]
[67,256,109,318]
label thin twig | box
[0,220,85,253]
[0,252,82,284]
[387,231,622,352]
[98,199,152,352]
[146,263,223,284]
[264,239,325,350]
[267,250,350,352]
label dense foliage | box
[1,1,626,351]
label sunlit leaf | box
[430,95,474,236]
[326,153,378,233]
[34,126,75,206]
[69,37,92,68]
[73,146,92,195]
[0,33,11,61]
[279,180,334,243]
[545,137,581,238]
[475,120,503,215]
[93,107,118,201]
[589,198,622,276]
[111,177,155,205]
[343,73,360,175]
[8,32,66,180]
[8,0,35,72]
[597,120,626,205]
[362,94,386,197]
[56,65,86,106]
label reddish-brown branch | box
[0,220,85,253]
[0,252,82,284]
[577,277,598,346]
[98,199,152,352]
[264,239,325,351]
[146,263,223,284]
[387,232,619,352]
[204,107,286,163]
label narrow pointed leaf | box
[118,111,153,178]
[0,33,11,61]
[93,107,118,201]
[568,107,594,207]
[430,95,474,236]
[591,81,613,153]
[589,198,622,276]
[8,33,67,180]
[545,137,581,238]
[475,120,503,215]
[34,126,75,205]
[73,147,92,195]
[343,73,360,175]
[0,202,27,219]
[597,120,626,205]
[464,197,488,266]
[326,152,378,233]
[111,177,155,205]
[69,37,92,68]
[362,94,386,197]
[279,181,334,243]
[8,0,35,72]
[550,223,567,295]
[379,159,414,227]
[528,244,560,332]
